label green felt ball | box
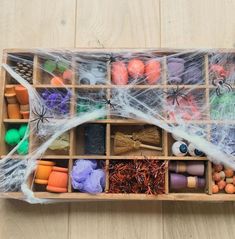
[43,60,57,73]
[19,124,28,139]
[5,129,21,146]
[57,61,69,73]
[17,140,29,155]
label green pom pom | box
[19,124,28,139]
[57,61,69,73]
[17,140,29,155]
[44,60,57,73]
[5,129,21,146]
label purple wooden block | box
[169,161,205,176]
[170,173,205,190]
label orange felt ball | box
[127,59,145,78]
[225,184,235,194]
[212,172,221,182]
[111,61,128,85]
[213,164,223,172]
[212,184,219,194]
[224,168,234,177]
[50,76,64,86]
[217,180,226,190]
[145,60,161,85]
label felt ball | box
[50,76,64,86]
[210,64,227,77]
[217,180,226,190]
[19,124,28,138]
[17,140,29,155]
[127,59,145,78]
[224,168,234,178]
[111,61,128,85]
[63,69,73,80]
[225,184,235,194]
[57,61,69,73]
[43,60,57,73]
[212,184,219,194]
[172,141,188,156]
[213,164,223,172]
[5,129,21,146]
[145,60,161,84]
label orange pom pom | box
[225,184,235,194]
[217,180,226,190]
[127,59,145,78]
[212,184,219,194]
[50,77,64,86]
[224,168,234,177]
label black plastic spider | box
[102,97,115,109]
[164,86,188,106]
[212,76,232,96]
[30,105,53,132]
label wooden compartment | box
[0,48,235,201]
[32,158,69,192]
[110,124,163,156]
[37,52,73,85]
[4,53,34,84]
[0,123,29,156]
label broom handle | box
[140,143,162,151]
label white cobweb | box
[0,49,234,203]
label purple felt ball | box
[183,65,202,84]
[167,57,185,77]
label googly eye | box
[188,143,204,157]
[172,141,188,156]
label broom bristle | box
[132,127,160,145]
[114,132,141,154]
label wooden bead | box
[212,171,225,182]
[212,184,219,194]
[225,184,235,194]
[217,180,226,190]
[224,168,234,177]
[213,164,223,172]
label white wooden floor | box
[0,1,235,238]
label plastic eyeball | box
[171,133,183,141]
[188,143,204,157]
[172,141,188,156]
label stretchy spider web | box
[0,49,234,203]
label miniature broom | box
[114,132,162,155]
[131,127,160,145]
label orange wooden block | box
[15,85,29,105]
[47,166,68,193]
[7,103,21,119]
[35,160,55,185]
